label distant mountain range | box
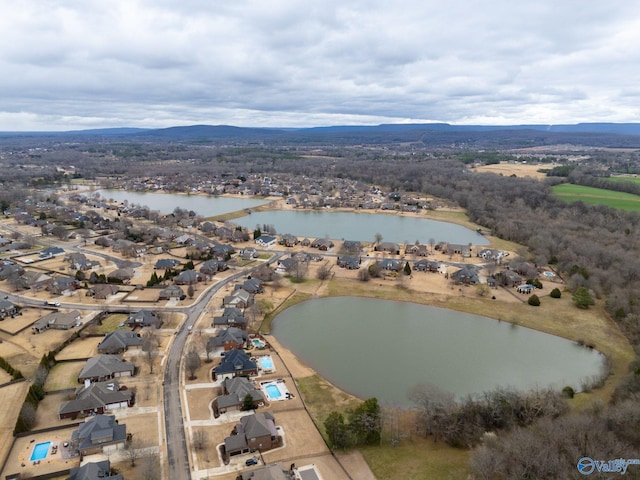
[3,122,640,148]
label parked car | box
[245,457,259,466]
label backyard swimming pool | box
[252,338,266,348]
[261,380,291,402]
[259,355,275,372]
[30,442,51,462]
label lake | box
[94,189,267,217]
[232,210,488,245]
[271,297,605,405]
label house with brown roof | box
[223,412,280,457]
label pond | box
[232,210,488,245]
[271,297,605,405]
[94,189,267,217]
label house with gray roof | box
[86,284,120,299]
[208,327,248,351]
[375,242,400,254]
[213,349,258,381]
[378,259,402,272]
[39,246,65,259]
[213,308,248,329]
[337,255,360,270]
[68,459,124,480]
[77,355,134,383]
[107,268,134,283]
[239,463,293,480]
[200,259,227,275]
[58,380,133,420]
[215,377,265,414]
[159,284,185,300]
[414,259,440,272]
[255,235,277,247]
[451,266,480,285]
[174,269,203,285]
[98,330,142,354]
[126,309,162,329]
[223,288,254,309]
[32,310,82,334]
[154,258,181,269]
[70,414,127,456]
[239,278,264,294]
[0,299,17,319]
[224,412,280,457]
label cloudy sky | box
[2,0,640,131]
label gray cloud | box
[1,0,639,130]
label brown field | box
[44,362,84,392]
[473,162,547,180]
[54,337,102,360]
[186,387,217,421]
[0,382,30,465]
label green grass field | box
[552,183,640,211]
[607,175,640,185]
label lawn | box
[607,175,640,185]
[552,183,640,211]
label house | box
[310,238,334,251]
[0,263,24,280]
[39,246,65,259]
[58,380,133,420]
[68,460,124,480]
[78,355,135,383]
[280,234,299,247]
[275,257,296,274]
[200,259,227,275]
[18,271,52,290]
[208,327,248,351]
[378,259,402,272]
[199,221,218,234]
[239,463,294,480]
[126,310,162,329]
[255,235,277,248]
[47,277,80,295]
[444,243,472,258]
[224,412,280,457]
[86,284,120,299]
[0,300,18,319]
[98,330,142,354]
[451,266,480,285]
[173,269,203,285]
[239,247,258,260]
[159,284,185,300]
[405,243,429,256]
[211,243,235,259]
[375,242,400,255]
[342,240,362,254]
[70,415,127,456]
[213,308,248,329]
[214,349,258,380]
[337,256,360,269]
[215,377,265,414]
[240,278,264,294]
[66,252,101,271]
[499,270,523,287]
[477,248,506,262]
[107,268,134,283]
[414,259,440,272]
[223,288,254,309]
[154,258,181,269]
[32,310,82,333]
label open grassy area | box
[260,291,312,333]
[360,438,471,480]
[608,175,640,185]
[552,183,640,211]
[92,313,129,335]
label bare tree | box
[408,382,455,442]
[193,429,208,451]
[135,454,161,480]
[124,436,144,467]
[316,264,331,280]
[185,348,201,380]
[141,330,160,374]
